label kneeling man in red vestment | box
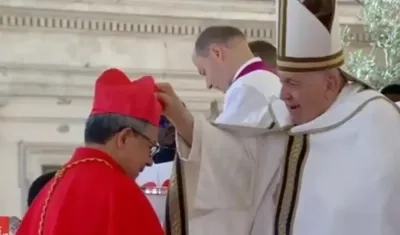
[17,69,164,235]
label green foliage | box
[342,0,400,89]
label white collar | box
[270,83,384,134]
[232,57,262,82]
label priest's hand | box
[156,82,194,145]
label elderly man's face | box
[279,70,338,125]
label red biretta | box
[17,68,164,235]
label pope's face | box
[279,70,337,125]
[192,47,231,92]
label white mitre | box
[276,0,368,86]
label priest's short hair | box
[27,171,56,207]
[248,40,277,66]
[195,26,245,56]
[84,114,149,145]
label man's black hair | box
[194,26,245,56]
[84,113,149,145]
[381,84,400,95]
[27,171,56,207]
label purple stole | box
[233,60,277,83]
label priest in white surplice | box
[160,1,400,234]
[162,26,281,235]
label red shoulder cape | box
[17,147,164,235]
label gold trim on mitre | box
[277,0,343,72]
[277,50,344,72]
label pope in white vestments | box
[261,0,400,234]
[163,26,281,235]
[158,1,400,235]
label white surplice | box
[214,57,281,127]
[178,118,289,235]
[174,57,282,235]
[177,82,400,235]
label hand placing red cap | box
[91,68,162,126]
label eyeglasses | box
[130,128,160,158]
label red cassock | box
[17,147,164,235]
[17,68,164,235]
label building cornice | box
[0,63,221,98]
[0,63,223,118]
[0,0,368,42]
[1,0,362,23]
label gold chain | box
[37,158,113,235]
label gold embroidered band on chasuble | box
[165,156,187,235]
[276,0,345,72]
[274,135,309,235]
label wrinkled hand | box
[156,82,194,144]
